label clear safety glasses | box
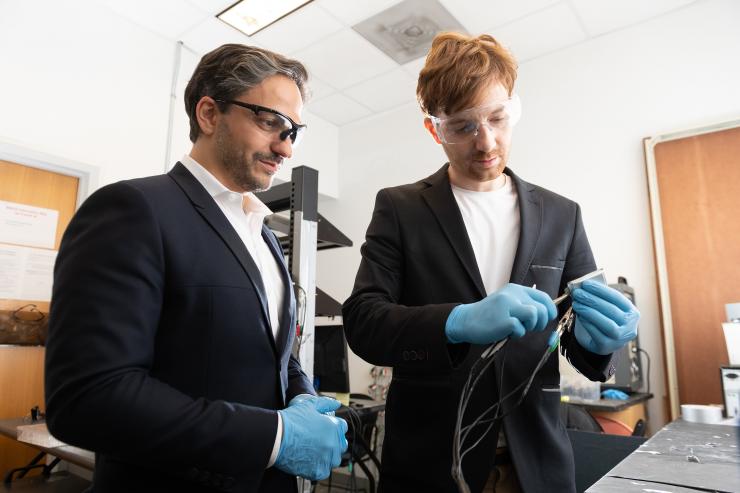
[429,94,521,144]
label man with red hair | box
[343,32,639,493]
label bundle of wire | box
[315,404,366,493]
[451,306,574,493]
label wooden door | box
[0,159,79,477]
[646,123,740,418]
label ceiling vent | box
[353,0,466,65]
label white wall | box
[318,0,740,430]
[0,0,339,196]
[0,0,173,185]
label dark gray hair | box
[184,43,309,143]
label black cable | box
[459,346,508,454]
[460,344,551,454]
[320,403,364,493]
[461,325,560,439]
[453,307,574,492]
[295,284,307,328]
[452,339,507,491]
[635,347,651,394]
[345,406,366,493]
[453,340,514,490]
[465,345,508,447]
[295,331,311,364]
[293,284,309,364]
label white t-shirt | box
[451,174,520,296]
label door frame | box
[0,140,99,208]
[644,118,740,420]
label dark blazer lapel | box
[421,164,487,298]
[262,224,295,355]
[168,162,273,333]
[507,168,542,284]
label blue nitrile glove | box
[445,283,557,344]
[288,394,316,406]
[571,279,639,355]
[275,397,348,480]
[601,389,629,400]
[289,394,343,415]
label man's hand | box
[275,397,348,480]
[572,280,639,355]
[288,394,339,411]
[445,283,557,344]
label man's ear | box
[195,96,220,137]
[424,117,442,144]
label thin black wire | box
[294,284,309,361]
[296,332,312,363]
[295,284,307,328]
[635,347,651,394]
[453,344,553,492]
[320,402,365,493]
[461,347,551,455]
[345,405,363,493]
[452,340,507,492]
[459,345,507,449]
[460,307,573,440]
[467,333,559,433]
[463,345,508,438]
[458,348,509,462]
[452,311,572,493]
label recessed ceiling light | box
[218,0,313,36]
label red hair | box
[417,32,518,116]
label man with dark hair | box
[45,43,347,493]
[343,32,639,493]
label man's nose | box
[272,135,293,160]
[474,124,499,152]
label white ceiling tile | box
[306,93,372,125]
[180,17,257,55]
[185,0,235,15]
[438,0,560,34]
[402,56,426,79]
[250,2,344,54]
[306,76,336,102]
[570,0,697,36]
[293,29,397,89]
[344,69,416,112]
[101,0,208,40]
[315,0,404,26]
[490,3,587,62]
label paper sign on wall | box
[0,244,57,301]
[0,200,59,249]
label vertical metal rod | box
[288,167,319,493]
[164,41,183,172]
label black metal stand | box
[3,451,61,484]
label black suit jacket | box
[45,163,313,493]
[342,165,616,493]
